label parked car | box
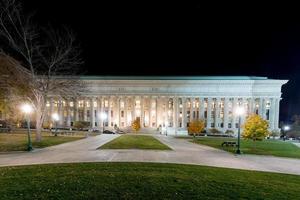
[103,130,116,134]
[116,130,125,134]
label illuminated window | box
[93,101,97,107]
[46,101,50,107]
[152,102,156,108]
[104,100,108,107]
[120,101,125,109]
[70,102,74,107]
[86,101,90,108]
[78,100,84,108]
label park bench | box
[221,141,237,147]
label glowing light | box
[283,125,290,131]
[21,104,33,114]
[100,112,107,120]
[235,106,245,116]
[52,113,59,121]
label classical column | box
[172,97,177,128]
[83,98,87,122]
[262,98,267,120]
[199,97,204,119]
[108,96,111,127]
[116,96,120,127]
[90,98,95,128]
[206,97,212,129]
[66,99,71,127]
[258,98,263,118]
[155,97,158,127]
[232,98,238,129]
[148,97,151,127]
[269,98,276,130]
[223,98,229,130]
[58,98,63,126]
[119,97,122,127]
[141,96,144,127]
[182,97,186,128]
[75,98,79,122]
[274,98,280,130]
[131,96,135,122]
[215,98,220,128]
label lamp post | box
[51,113,59,136]
[235,106,245,154]
[100,112,107,133]
[21,104,33,151]
[283,125,290,141]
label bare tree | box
[0,0,84,141]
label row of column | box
[46,96,281,131]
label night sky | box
[18,1,300,122]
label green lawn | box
[0,132,84,152]
[99,135,171,150]
[0,162,299,199]
[188,136,300,158]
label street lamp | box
[235,106,245,154]
[283,125,290,141]
[283,125,290,131]
[100,112,107,133]
[20,103,33,151]
[51,113,59,136]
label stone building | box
[45,76,288,135]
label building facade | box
[45,76,288,135]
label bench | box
[221,141,237,147]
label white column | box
[232,98,238,129]
[108,96,111,127]
[199,97,204,119]
[182,97,186,128]
[155,97,158,127]
[75,98,79,122]
[269,98,276,130]
[206,97,212,129]
[90,97,95,128]
[223,98,229,130]
[83,98,87,121]
[141,96,144,127]
[58,98,63,126]
[274,98,280,130]
[174,97,178,134]
[66,99,71,127]
[262,98,267,120]
[215,98,220,128]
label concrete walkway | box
[0,134,300,176]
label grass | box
[0,162,299,199]
[0,131,84,152]
[187,136,300,158]
[99,135,171,150]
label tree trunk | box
[35,113,42,142]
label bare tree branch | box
[0,0,84,141]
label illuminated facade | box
[45,76,288,135]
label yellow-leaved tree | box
[242,114,269,149]
[188,120,205,138]
[131,118,141,133]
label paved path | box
[0,134,300,176]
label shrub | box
[209,128,221,134]
[73,121,90,130]
[225,129,234,135]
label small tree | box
[73,121,90,131]
[131,118,141,133]
[243,114,269,149]
[188,120,205,138]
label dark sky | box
[19,1,300,122]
